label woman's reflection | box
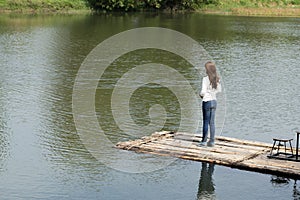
[197,162,216,200]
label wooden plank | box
[152,139,260,156]
[217,136,273,148]
[154,137,268,156]
[239,154,300,177]
[135,143,245,164]
[115,131,300,178]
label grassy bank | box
[199,0,300,16]
[0,0,91,14]
[0,0,299,16]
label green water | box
[0,13,299,199]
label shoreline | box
[0,8,92,15]
[200,7,300,17]
[0,7,300,17]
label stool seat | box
[273,138,293,142]
[269,138,294,157]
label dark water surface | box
[0,13,299,199]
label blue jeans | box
[202,100,217,143]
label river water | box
[0,13,299,199]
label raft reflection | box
[270,176,300,200]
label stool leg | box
[289,140,294,156]
[270,140,276,156]
[284,142,287,155]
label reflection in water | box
[197,162,216,200]
[28,15,113,181]
[293,180,300,200]
[270,175,290,186]
[0,91,7,172]
[96,49,199,142]
[0,117,9,174]
[270,176,300,200]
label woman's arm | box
[200,78,207,98]
[217,80,222,93]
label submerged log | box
[116,131,300,178]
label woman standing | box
[198,61,221,147]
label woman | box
[198,61,221,147]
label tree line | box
[87,0,219,11]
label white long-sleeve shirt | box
[200,76,221,102]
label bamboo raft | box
[116,131,300,178]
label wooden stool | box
[270,138,293,156]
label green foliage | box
[291,0,300,4]
[87,0,141,11]
[87,0,220,11]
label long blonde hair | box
[205,61,219,89]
